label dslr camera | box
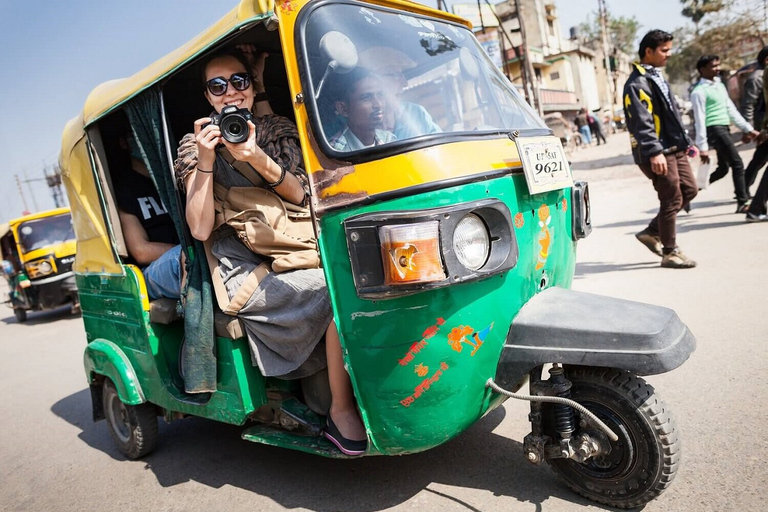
[208,106,253,144]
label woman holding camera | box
[175,49,367,456]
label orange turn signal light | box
[379,221,445,285]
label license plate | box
[515,136,573,194]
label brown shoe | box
[635,230,663,257]
[661,248,696,268]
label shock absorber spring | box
[549,365,576,438]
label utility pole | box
[44,165,67,208]
[23,171,39,212]
[513,0,542,115]
[15,175,30,215]
[598,0,615,112]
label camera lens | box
[220,115,249,144]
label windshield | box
[17,213,75,253]
[301,3,545,157]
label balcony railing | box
[514,85,578,109]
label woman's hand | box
[194,117,221,171]
[222,120,269,168]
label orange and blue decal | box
[535,204,552,270]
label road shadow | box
[643,199,734,216]
[0,304,78,326]
[51,389,612,512]
[677,220,750,232]
[575,261,658,278]
[570,154,634,171]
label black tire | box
[546,367,680,509]
[14,308,27,323]
[102,379,158,459]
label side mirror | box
[315,31,359,100]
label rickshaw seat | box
[149,298,181,324]
[148,299,245,339]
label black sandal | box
[324,415,367,456]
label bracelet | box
[197,167,213,174]
[254,92,269,103]
[267,167,286,188]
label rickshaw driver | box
[177,49,367,455]
[359,46,441,139]
[328,68,396,151]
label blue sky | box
[0,0,688,221]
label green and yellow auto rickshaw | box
[1,207,79,322]
[59,0,694,508]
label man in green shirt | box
[691,55,759,212]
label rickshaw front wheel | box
[102,379,158,459]
[546,367,680,509]
[14,308,27,323]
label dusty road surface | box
[0,132,766,512]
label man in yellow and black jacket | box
[623,29,698,269]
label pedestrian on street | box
[742,46,768,198]
[574,108,592,145]
[623,29,698,269]
[589,109,607,145]
[691,55,759,213]
[745,50,768,222]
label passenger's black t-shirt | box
[115,171,179,245]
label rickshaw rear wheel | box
[14,308,27,323]
[102,379,158,459]
[546,366,680,509]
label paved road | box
[1,133,766,512]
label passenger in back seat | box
[174,48,367,456]
[116,136,182,300]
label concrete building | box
[489,0,600,115]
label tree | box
[666,16,763,84]
[577,10,640,55]
[680,0,725,34]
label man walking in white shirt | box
[691,54,759,212]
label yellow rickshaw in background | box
[58,0,696,508]
[0,207,79,322]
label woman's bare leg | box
[326,320,366,441]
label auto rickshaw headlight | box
[379,221,445,285]
[25,259,54,278]
[452,214,490,271]
[344,200,518,299]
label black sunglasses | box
[206,72,252,96]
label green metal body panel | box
[84,339,144,405]
[318,175,576,455]
[76,175,576,457]
[77,266,268,425]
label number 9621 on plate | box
[515,136,573,194]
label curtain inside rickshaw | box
[124,91,217,394]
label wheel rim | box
[567,400,637,480]
[106,392,132,444]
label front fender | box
[83,339,145,405]
[495,287,696,389]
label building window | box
[548,19,555,36]
[550,71,560,80]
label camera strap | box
[217,148,267,188]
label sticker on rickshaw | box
[515,136,573,194]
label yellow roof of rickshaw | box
[4,207,71,230]
[56,0,470,274]
[60,0,469,146]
